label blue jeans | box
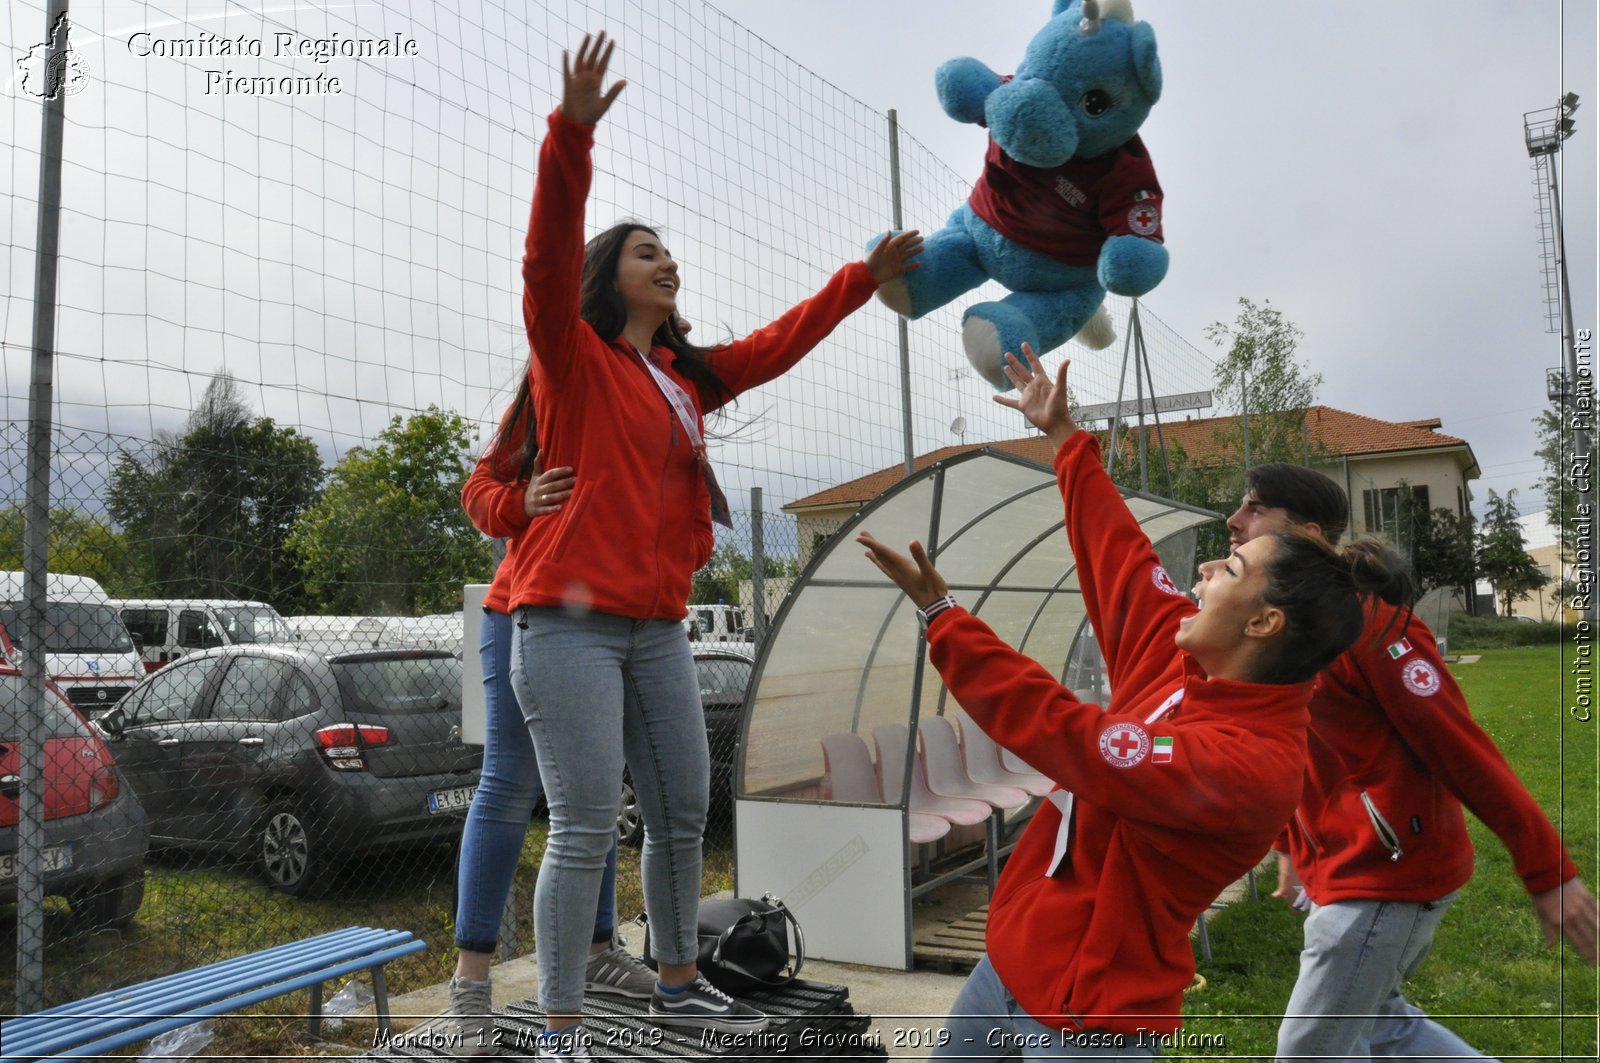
[454,608,617,955]
[511,607,709,1015]
[931,955,1158,1061]
[1277,891,1490,1062]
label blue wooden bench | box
[2,925,426,1063]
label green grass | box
[1449,613,1564,649]
[1178,645,1598,1059]
[3,824,735,1058]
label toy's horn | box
[1079,0,1102,34]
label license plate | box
[427,785,476,815]
[0,844,74,880]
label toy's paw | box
[876,277,913,316]
[936,57,1001,125]
[1098,235,1169,297]
[961,303,1039,391]
[962,317,1009,390]
[1072,305,1116,350]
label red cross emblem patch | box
[1098,721,1151,768]
[1151,565,1185,597]
[1401,659,1441,697]
[1127,203,1160,236]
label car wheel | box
[617,772,644,848]
[258,801,325,896]
[68,868,146,928]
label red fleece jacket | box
[503,109,878,621]
[925,432,1309,1036]
[1284,603,1578,904]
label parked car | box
[615,641,754,846]
[96,644,481,895]
[0,661,149,926]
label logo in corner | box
[1400,658,1441,697]
[17,14,92,100]
[1098,721,1151,768]
[1151,565,1184,597]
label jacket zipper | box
[1359,791,1404,861]
[1293,809,1323,854]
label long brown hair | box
[490,221,733,480]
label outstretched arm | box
[700,231,923,405]
[522,33,626,386]
[993,345,1194,695]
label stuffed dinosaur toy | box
[874,0,1167,390]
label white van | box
[683,603,749,643]
[0,572,144,716]
[112,598,297,672]
[286,614,463,658]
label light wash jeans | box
[510,607,709,1015]
[931,955,1159,1061]
[1277,891,1492,1062]
[454,608,617,954]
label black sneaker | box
[647,975,769,1032]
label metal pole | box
[750,487,766,644]
[1133,305,1149,492]
[1546,155,1598,624]
[887,110,915,478]
[18,0,72,1012]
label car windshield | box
[212,606,294,644]
[0,603,134,655]
[332,654,463,714]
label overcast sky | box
[2,0,1595,529]
[730,0,1598,519]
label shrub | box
[1445,613,1563,650]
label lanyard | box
[634,346,733,528]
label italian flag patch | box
[1386,639,1413,659]
[1152,736,1174,764]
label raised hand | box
[560,32,625,126]
[865,230,924,285]
[857,531,948,610]
[992,343,1077,448]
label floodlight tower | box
[1524,93,1594,623]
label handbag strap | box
[708,895,806,988]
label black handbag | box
[641,892,805,994]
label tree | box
[1475,489,1548,617]
[1534,402,1598,550]
[106,374,325,609]
[287,406,490,615]
[1410,506,1476,599]
[1101,299,1326,564]
[0,504,141,593]
[1202,297,1323,470]
[691,542,753,606]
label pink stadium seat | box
[954,711,1053,798]
[918,716,1030,810]
[872,723,990,827]
[821,732,950,845]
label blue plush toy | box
[875,0,1167,390]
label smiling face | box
[613,228,679,325]
[1174,535,1283,668]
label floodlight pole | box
[1526,97,1595,624]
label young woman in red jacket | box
[1220,462,1598,1061]
[504,34,921,1054]
[859,348,1410,1059]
